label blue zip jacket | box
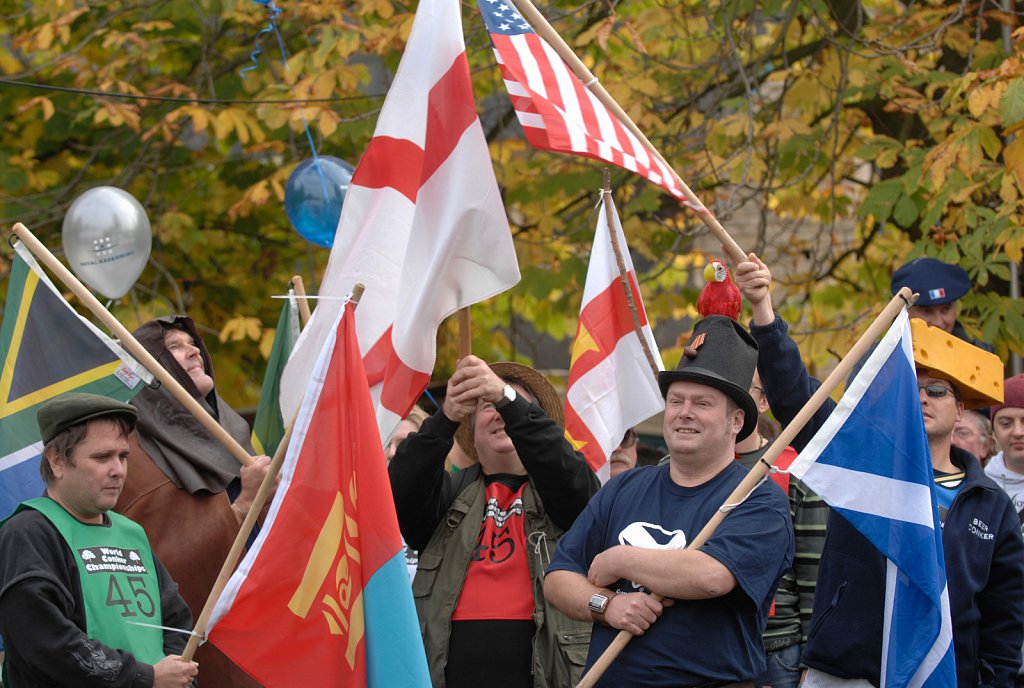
[750,314,1024,686]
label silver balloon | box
[62,186,152,299]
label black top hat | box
[658,315,758,441]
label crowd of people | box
[0,253,1022,687]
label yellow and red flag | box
[206,301,429,687]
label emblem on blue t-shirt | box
[617,522,687,590]
[618,521,687,550]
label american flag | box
[477,0,684,199]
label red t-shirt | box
[452,475,534,621]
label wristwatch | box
[493,383,517,409]
[588,592,615,622]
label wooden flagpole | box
[601,169,659,379]
[576,286,918,687]
[504,0,747,265]
[458,307,472,358]
[181,283,366,661]
[12,222,255,468]
[289,274,312,327]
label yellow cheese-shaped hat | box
[910,318,1003,408]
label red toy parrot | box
[697,259,742,320]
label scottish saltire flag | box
[787,309,956,688]
[564,195,663,482]
[476,0,684,201]
[0,241,151,519]
[251,293,300,456]
[208,301,430,688]
[281,0,520,444]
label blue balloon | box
[284,155,355,248]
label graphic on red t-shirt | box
[452,478,534,621]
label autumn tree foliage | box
[1,0,1021,405]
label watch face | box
[588,593,609,614]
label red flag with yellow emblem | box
[206,301,429,687]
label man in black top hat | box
[891,257,994,352]
[545,316,794,687]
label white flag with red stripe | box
[564,195,664,482]
[476,0,684,201]
[281,0,521,438]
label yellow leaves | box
[228,180,273,221]
[17,96,55,121]
[626,77,661,98]
[94,102,141,132]
[999,171,1018,204]
[761,118,812,142]
[312,72,336,100]
[335,31,363,60]
[318,109,340,138]
[968,82,1006,118]
[358,0,394,19]
[718,113,748,138]
[1002,137,1024,185]
[228,169,289,221]
[1001,225,1024,262]
[136,20,174,32]
[144,106,195,144]
[0,47,20,74]
[884,85,934,115]
[219,316,263,344]
[36,24,55,51]
[183,106,210,133]
[213,108,266,144]
[258,103,291,130]
[785,74,831,114]
[156,211,196,244]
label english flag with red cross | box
[280,0,521,441]
[564,195,664,482]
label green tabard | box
[18,497,165,665]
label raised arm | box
[503,398,600,531]
[734,253,836,451]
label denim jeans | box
[756,643,802,688]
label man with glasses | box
[954,410,995,466]
[735,253,1024,687]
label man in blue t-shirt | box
[545,315,794,687]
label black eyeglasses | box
[919,384,955,399]
[619,429,638,449]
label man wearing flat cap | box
[891,256,994,352]
[735,253,1024,687]
[545,316,794,687]
[0,393,198,688]
[389,355,600,688]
